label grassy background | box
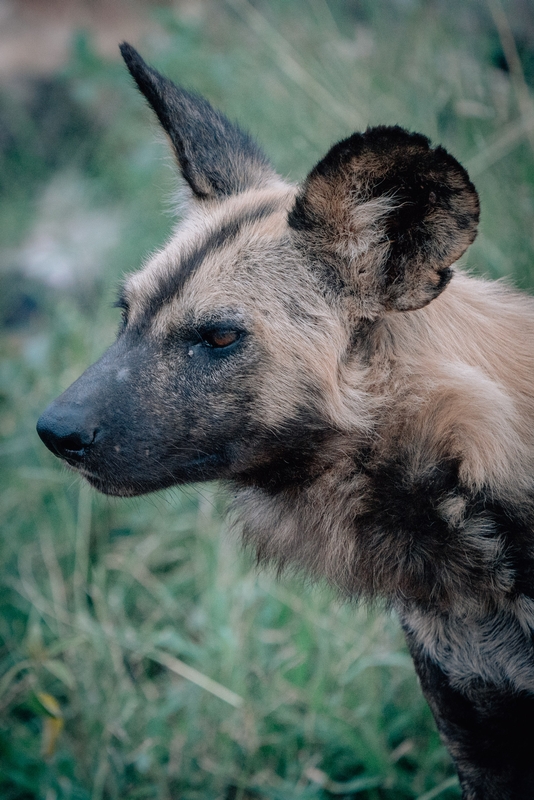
[1,1,534,798]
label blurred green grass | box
[1,1,533,798]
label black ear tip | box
[119,42,146,73]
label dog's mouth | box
[83,472,145,497]
[64,451,228,497]
[59,461,129,496]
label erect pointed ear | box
[120,43,277,200]
[288,126,480,316]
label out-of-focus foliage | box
[1,1,533,798]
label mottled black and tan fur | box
[37,44,534,799]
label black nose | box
[36,405,96,462]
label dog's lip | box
[62,453,89,468]
[85,473,140,497]
[62,460,95,477]
[65,451,228,496]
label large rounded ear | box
[120,43,277,200]
[288,126,479,316]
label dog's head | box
[36,44,479,497]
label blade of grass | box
[487,0,534,153]
[225,0,364,129]
[416,776,460,800]
[147,648,244,708]
[306,766,382,794]
[466,112,534,176]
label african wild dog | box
[37,43,534,799]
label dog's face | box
[36,44,479,497]
[38,184,349,496]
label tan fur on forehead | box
[125,183,295,314]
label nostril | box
[60,432,91,454]
[57,438,88,463]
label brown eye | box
[203,329,241,348]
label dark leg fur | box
[403,626,534,799]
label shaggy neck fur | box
[233,271,534,615]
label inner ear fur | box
[288,126,480,315]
